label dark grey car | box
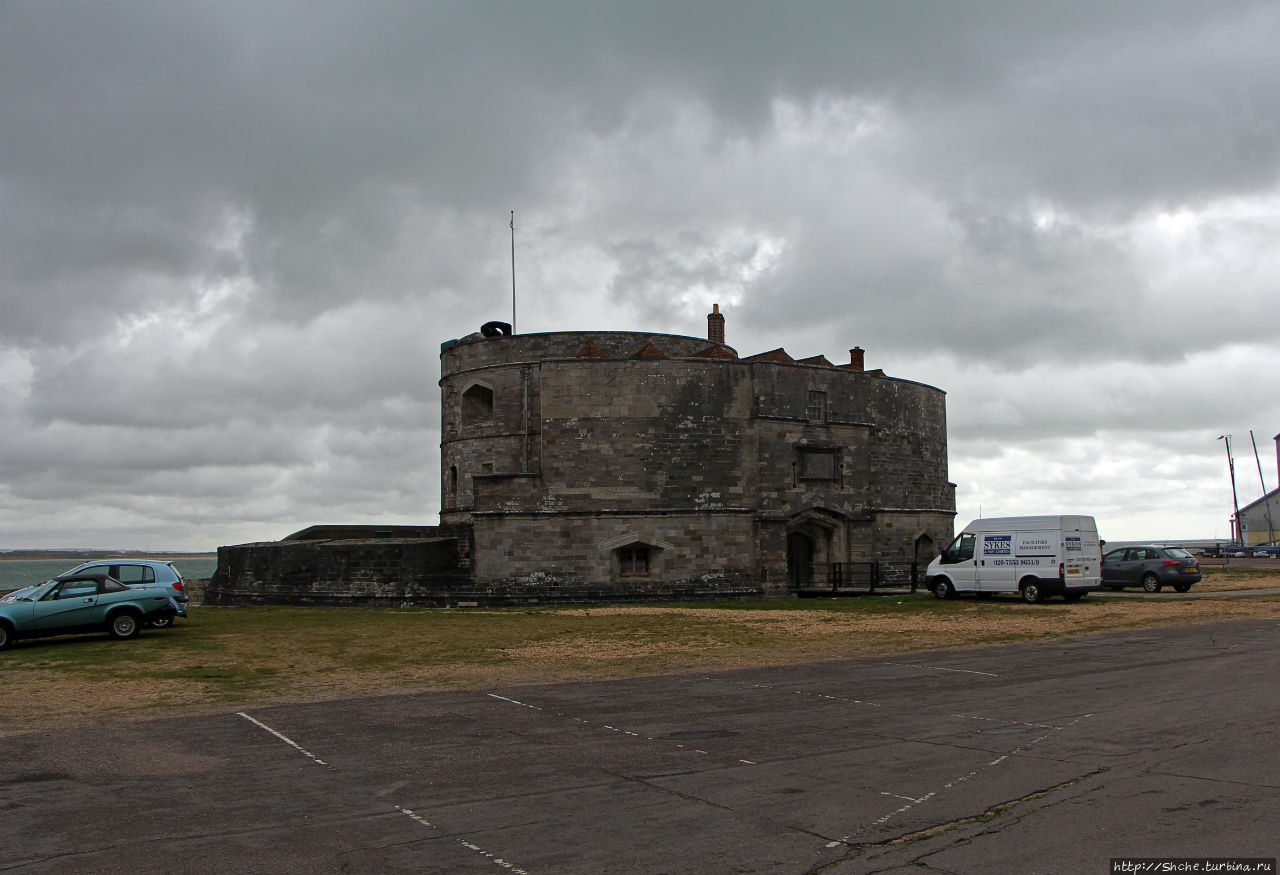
[1101,545,1201,592]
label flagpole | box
[510,210,517,334]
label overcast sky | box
[2,1,1278,551]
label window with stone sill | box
[618,545,651,576]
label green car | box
[0,573,180,650]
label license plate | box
[1066,567,1080,575]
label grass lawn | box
[3,580,1278,733]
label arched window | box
[448,465,458,494]
[461,384,494,426]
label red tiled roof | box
[743,348,795,364]
[634,342,666,359]
[691,345,739,360]
[796,355,834,368]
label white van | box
[926,515,1102,603]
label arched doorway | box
[914,533,935,566]
[785,508,846,591]
[787,531,816,589]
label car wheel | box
[0,622,12,650]
[108,611,141,640]
[1141,574,1162,593]
[1020,581,1044,604]
[1173,583,1192,593]
[933,579,955,600]
[148,616,174,629]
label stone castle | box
[206,307,955,606]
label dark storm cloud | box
[1,1,1276,548]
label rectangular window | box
[619,546,650,575]
[113,566,154,584]
[806,390,826,423]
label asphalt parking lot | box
[3,617,1278,874]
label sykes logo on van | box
[982,535,1012,555]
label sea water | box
[0,557,218,592]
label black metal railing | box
[793,561,920,595]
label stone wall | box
[205,535,473,607]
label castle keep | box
[207,307,955,605]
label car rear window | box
[1164,548,1193,559]
[114,565,156,584]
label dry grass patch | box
[3,580,1279,734]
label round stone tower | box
[438,308,955,596]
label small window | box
[806,390,826,423]
[449,466,458,494]
[618,546,651,576]
[461,384,494,426]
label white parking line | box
[487,693,740,762]
[829,711,1095,845]
[237,711,532,872]
[395,807,532,874]
[880,662,1002,677]
[237,712,331,768]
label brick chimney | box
[849,347,865,371]
[707,303,725,345]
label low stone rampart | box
[204,531,766,607]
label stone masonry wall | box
[205,534,473,607]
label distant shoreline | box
[0,551,217,561]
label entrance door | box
[787,532,815,589]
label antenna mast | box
[1220,435,1242,545]
[1251,430,1276,547]
[509,210,517,334]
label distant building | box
[208,307,956,605]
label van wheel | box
[1020,581,1044,604]
[933,579,955,600]
[1141,574,1162,593]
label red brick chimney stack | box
[708,303,725,345]
[849,347,865,371]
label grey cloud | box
[1,0,1276,548]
